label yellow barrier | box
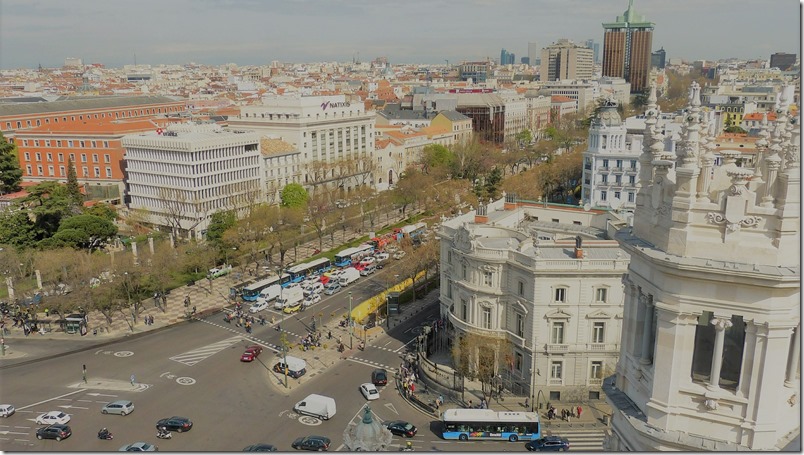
[349,270,426,323]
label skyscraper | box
[585,39,600,64]
[500,48,515,65]
[540,39,594,81]
[602,0,654,93]
[651,47,666,69]
[528,42,540,66]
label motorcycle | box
[97,428,113,440]
[156,428,172,440]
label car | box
[359,256,376,266]
[371,369,388,386]
[119,442,158,452]
[526,436,570,451]
[303,282,324,296]
[242,444,277,452]
[284,282,302,290]
[36,424,71,441]
[301,277,320,289]
[303,294,321,307]
[385,245,399,253]
[323,282,342,295]
[283,302,303,314]
[102,400,134,416]
[359,382,380,400]
[385,420,417,437]
[155,416,193,432]
[208,265,232,278]
[35,411,71,425]
[393,251,406,260]
[291,435,331,451]
[241,345,263,362]
[319,275,331,285]
[374,252,390,263]
[249,301,270,313]
[353,262,366,271]
[0,404,15,418]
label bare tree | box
[452,332,512,402]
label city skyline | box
[0,0,800,70]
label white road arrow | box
[58,405,88,410]
[384,403,399,415]
[85,393,117,397]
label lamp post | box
[348,292,353,350]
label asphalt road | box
[0,268,531,452]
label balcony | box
[588,378,603,386]
[598,166,609,172]
[548,378,563,386]
[546,344,569,353]
[587,343,620,352]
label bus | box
[441,409,541,442]
[241,273,292,301]
[286,258,332,283]
[334,244,375,267]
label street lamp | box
[348,292,353,350]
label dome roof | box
[597,106,622,127]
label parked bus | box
[394,222,427,244]
[441,409,541,442]
[333,244,375,267]
[241,273,292,302]
[286,258,333,283]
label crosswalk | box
[544,427,605,451]
[169,336,244,366]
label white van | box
[259,284,282,303]
[338,267,361,286]
[273,355,307,379]
[275,287,304,310]
[294,394,336,420]
[360,263,377,276]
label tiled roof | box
[17,117,171,135]
[0,95,182,117]
[551,95,575,103]
[260,137,297,156]
[437,110,470,122]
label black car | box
[36,424,72,441]
[371,368,388,386]
[385,420,417,437]
[155,416,193,432]
[243,443,278,452]
[291,435,331,451]
[526,436,570,451]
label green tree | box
[22,181,77,241]
[50,214,117,251]
[516,129,533,146]
[421,144,455,177]
[206,210,237,244]
[0,132,22,195]
[65,156,83,207]
[280,183,309,208]
[83,202,117,222]
[392,167,430,215]
[0,210,38,248]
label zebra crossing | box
[544,427,605,451]
[169,336,245,366]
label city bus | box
[333,244,375,267]
[241,273,292,301]
[441,409,541,442]
[286,258,333,283]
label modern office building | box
[603,83,800,451]
[769,52,797,71]
[500,49,515,66]
[438,195,629,403]
[122,123,263,240]
[651,47,666,69]
[602,0,654,93]
[528,42,540,67]
[540,39,594,82]
[585,39,601,64]
[459,62,489,83]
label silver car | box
[102,400,134,416]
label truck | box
[338,267,361,287]
[274,286,304,310]
[294,394,336,420]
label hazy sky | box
[0,0,800,69]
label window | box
[103,141,109,148]
[94,167,100,177]
[448,251,452,264]
[483,271,492,286]
[616,159,623,168]
[105,167,112,178]
[551,322,565,344]
[629,175,636,184]
[104,154,111,163]
[24,152,30,160]
[462,263,467,280]
[602,174,608,183]
[515,352,523,372]
[590,361,603,379]
[81,154,87,163]
[46,153,52,162]
[36,165,43,174]
[518,280,525,296]
[35,152,41,161]
[596,288,608,303]
[691,311,715,383]
[59,166,65,176]
[630,160,637,168]
[628,192,635,202]
[516,313,525,337]
[554,287,567,303]
[446,280,453,299]
[461,299,468,321]
[602,159,609,168]
[600,191,607,201]
[482,308,492,329]
[550,361,563,379]
[92,154,98,162]
[48,165,54,176]
[58,153,63,161]
[592,322,605,343]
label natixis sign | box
[321,101,350,110]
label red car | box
[240,345,263,362]
[320,275,330,285]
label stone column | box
[148,237,155,255]
[131,241,138,264]
[35,270,42,289]
[785,325,800,387]
[639,294,654,365]
[761,148,782,207]
[5,277,14,301]
[708,316,733,391]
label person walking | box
[577,405,582,419]
[82,364,87,384]
[130,374,136,386]
[184,295,190,308]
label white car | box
[385,245,399,253]
[302,276,320,289]
[303,282,324,296]
[393,251,406,260]
[359,257,376,266]
[249,301,269,313]
[359,383,380,401]
[284,282,302,290]
[303,294,321,307]
[374,252,390,263]
[36,411,71,425]
[0,404,15,418]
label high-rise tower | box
[602,0,654,93]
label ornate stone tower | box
[604,83,800,450]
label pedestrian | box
[184,295,190,308]
[161,295,167,307]
[82,364,87,384]
[577,405,582,418]
[192,305,196,315]
[468,399,473,409]
[44,308,49,318]
[130,374,136,386]
[524,397,529,409]
[567,411,572,424]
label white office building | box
[122,123,263,240]
[439,195,629,403]
[604,83,800,451]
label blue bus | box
[441,409,540,442]
[285,258,333,283]
[241,274,291,301]
[334,244,374,267]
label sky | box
[0,0,801,69]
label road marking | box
[114,351,134,357]
[86,393,117,397]
[384,403,399,415]
[394,338,417,353]
[169,336,244,366]
[298,416,322,426]
[175,377,196,386]
[347,357,395,372]
[0,430,27,436]
[58,405,88,410]
[17,390,83,410]
[76,399,93,403]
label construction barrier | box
[349,270,426,323]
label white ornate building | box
[122,123,263,240]
[438,196,630,403]
[604,83,800,451]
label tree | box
[280,183,309,209]
[305,191,334,252]
[515,129,533,147]
[392,167,429,216]
[65,156,84,207]
[83,202,117,222]
[0,132,22,195]
[421,144,455,179]
[206,210,237,244]
[22,181,78,241]
[48,214,117,251]
[451,332,511,401]
[0,210,38,248]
